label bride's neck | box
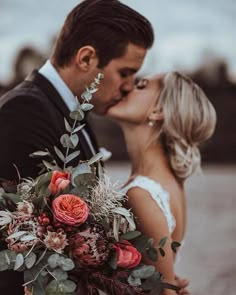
[121,123,169,177]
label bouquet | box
[0,74,180,295]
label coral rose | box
[49,171,71,195]
[52,194,89,226]
[113,240,141,269]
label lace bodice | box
[122,176,176,233]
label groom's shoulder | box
[0,78,46,109]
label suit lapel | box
[25,70,96,161]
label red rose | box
[52,194,89,226]
[49,171,71,195]
[113,240,141,269]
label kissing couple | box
[0,0,216,294]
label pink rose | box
[113,240,141,269]
[52,194,89,226]
[49,171,71,195]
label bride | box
[107,71,216,295]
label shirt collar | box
[38,60,78,112]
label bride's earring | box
[148,121,154,127]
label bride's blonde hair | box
[156,72,216,182]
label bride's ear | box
[75,46,98,71]
[148,108,164,122]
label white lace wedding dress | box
[122,175,176,233]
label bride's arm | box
[127,187,177,295]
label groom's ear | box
[75,46,98,71]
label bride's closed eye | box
[136,78,148,89]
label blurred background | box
[0,0,235,293]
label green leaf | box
[64,118,72,132]
[42,160,58,171]
[159,236,167,247]
[108,253,117,270]
[65,150,80,164]
[70,134,79,148]
[132,235,150,253]
[47,254,60,269]
[14,253,24,270]
[141,272,163,291]
[0,251,10,271]
[51,268,68,281]
[54,146,65,163]
[147,247,158,262]
[159,247,165,257]
[171,241,181,253]
[72,124,85,134]
[128,275,141,287]
[131,265,155,279]
[58,280,77,293]
[119,231,141,241]
[60,134,72,149]
[70,109,84,121]
[87,152,103,165]
[25,252,37,269]
[57,258,75,271]
[29,151,50,157]
[81,103,94,111]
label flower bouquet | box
[0,74,180,295]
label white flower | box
[0,210,14,226]
[17,201,34,216]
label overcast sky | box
[0,0,235,82]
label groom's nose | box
[121,76,135,94]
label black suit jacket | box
[0,70,99,294]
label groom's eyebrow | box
[120,67,138,76]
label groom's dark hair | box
[52,0,154,68]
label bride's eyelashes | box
[136,78,148,89]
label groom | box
[0,0,154,294]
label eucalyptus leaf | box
[54,146,65,163]
[127,275,141,287]
[57,257,75,271]
[70,109,84,121]
[8,231,27,239]
[42,160,59,171]
[47,254,60,269]
[141,272,163,291]
[70,134,79,148]
[29,151,50,157]
[159,247,165,257]
[108,253,117,270]
[72,123,85,134]
[171,241,181,253]
[59,280,77,293]
[21,235,38,242]
[159,236,167,248]
[14,253,24,270]
[131,265,155,279]
[132,235,150,253]
[25,252,37,269]
[60,134,72,149]
[51,268,68,281]
[65,150,80,164]
[64,118,72,132]
[147,247,158,262]
[0,251,10,271]
[87,152,103,165]
[81,103,94,111]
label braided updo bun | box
[157,72,216,182]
